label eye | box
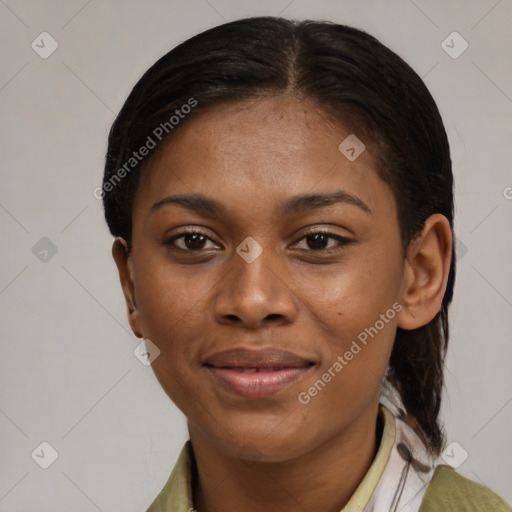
[292,229,353,252]
[164,230,221,251]
[164,228,353,254]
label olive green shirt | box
[146,404,511,511]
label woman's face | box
[124,95,407,461]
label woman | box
[101,16,511,512]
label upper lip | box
[204,347,315,369]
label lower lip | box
[206,366,313,399]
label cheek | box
[289,254,401,397]
[294,254,402,334]
[130,261,207,385]
[298,304,398,422]
[132,259,210,408]
[134,250,209,328]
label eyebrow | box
[150,190,372,217]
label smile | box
[203,346,316,399]
[205,364,315,399]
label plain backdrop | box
[1,1,511,510]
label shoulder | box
[419,464,511,512]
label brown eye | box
[305,233,331,250]
[165,231,219,251]
[293,230,353,252]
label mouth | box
[203,347,316,399]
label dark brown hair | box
[102,16,455,457]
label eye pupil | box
[185,233,206,250]
[307,233,329,250]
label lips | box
[204,347,315,399]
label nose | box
[213,244,298,330]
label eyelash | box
[164,228,353,254]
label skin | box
[113,95,452,512]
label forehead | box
[133,95,395,222]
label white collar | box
[361,384,442,512]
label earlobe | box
[397,214,452,330]
[112,237,143,338]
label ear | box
[397,214,452,330]
[112,237,143,338]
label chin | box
[216,427,315,464]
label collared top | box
[145,392,512,512]
[147,404,397,512]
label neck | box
[189,401,383,512]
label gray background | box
[1,0,511,510]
